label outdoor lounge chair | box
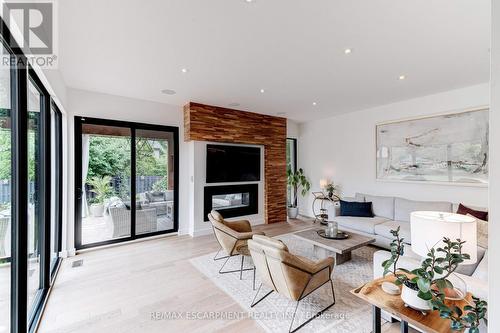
[109,207,157,237]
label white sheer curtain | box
[81,134,90,217]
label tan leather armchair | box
[208,210,264,288]
[248,235,336,333]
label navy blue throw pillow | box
[339,200,374,217]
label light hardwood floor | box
[37,219,415,333]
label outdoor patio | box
[81,213,174,245]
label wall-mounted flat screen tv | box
[206,144,261,183]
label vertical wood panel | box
[184,102,287,224]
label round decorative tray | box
[317,230,349,240]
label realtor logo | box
[1,1,58,68]
[3,1,53,54]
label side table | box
[312,191,338,224]
[351,276,473,333]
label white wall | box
[298,83,490,216]
[287,119,300,138]
[488,0,499,328]
[63,88,189,255]
[42,69,68,110]
[189,141,265,236]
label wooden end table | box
[351,276,473,333]
[293,227,375,264]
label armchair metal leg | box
[240,256,244,280]
[251,283,274,308]
[253,267,256,290]
[213,247,230,261]
[218,254,254,275]
[288,279,336,333]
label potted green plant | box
[382,227,487,332]
[286,167,311,219]
[87,175,113,217]
[324,182,339,200]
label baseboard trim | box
[75,232,179,254]
[192,220,266,237]
[191,227,213,237]
[59,248,76,258]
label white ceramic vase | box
[400,284,432,312]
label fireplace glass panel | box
[212,193,250,210]
[204,184,258,220]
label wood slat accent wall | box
[184,102,287,224]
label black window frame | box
[49,101,62,281]
[26,66,51,332]
[1,16,63,333]
[286,138,298,206]
[287,138,298,173]
[74,116,180,250]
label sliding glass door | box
[135,129,176,235]
[79,124,132,246]
[75,117,179,249]
[0,40,12,333]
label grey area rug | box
[189,232,384,333]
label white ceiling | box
[57,0,490,122]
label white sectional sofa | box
[328,193,455,249]
[327,193,488,301]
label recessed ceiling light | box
[260,89,265,93]
[312,102,317,106]
[161,89,176,95]
[244,0,254,3]
[344,48,352,54]
[181,68,189,73]
[228,102,240,107]
[398,75,406,80]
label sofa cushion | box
[333,216,390,234]
[458,273,488,301]
[339,200,374,218]
[403,245,486,277]
[454,246,487,276]
[457,203,488,221]
[374,221,411,244]
[472,216,488,249]
[354,193,365,202]
[123,201,142,210]
[363,194,395,220]
[466,214,488,249]
[150,191,166,202]
[394,198,452,222]
[472,250,488,281]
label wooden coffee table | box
[293,227,375,264]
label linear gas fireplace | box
[204,184,259,221]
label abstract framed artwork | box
[376,108,489,185]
